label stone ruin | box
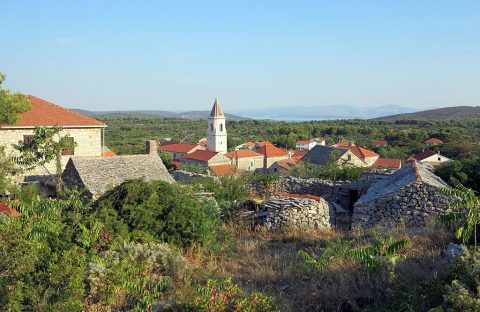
[351,161,454,228]
[253,193,334,231]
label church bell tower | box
[207,98,227,154]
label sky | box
[1,1,479,112]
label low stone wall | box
[173,170,218,183]
[270,176,345,199]
[263,195,334,231]
[352,182,453,228]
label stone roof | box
[209,98,225,117]
[62,154,174,198]
[0,95,106,128]
[355,161,449,205]
[301,145,349,166]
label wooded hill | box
[374,106,480,121]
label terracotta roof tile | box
[256,144,288,158]
[181,150,219,161]
[225,150,263,159]
[336,144,379,159]
[159,143,199,153]
[412,150,438,161]
[0,202,20,216]
[372,140,388,146]
[209,164,237,176]
[372,158,401,169]
[425,138,443,144]
[0,95,106,128]
[296,140,312,145]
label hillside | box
[374,106,480,121]
[73,109,248,120]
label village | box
[0,95,457,232]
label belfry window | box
[210,123,213,131]
[220,123,223,131]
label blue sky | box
[1,1,479,111]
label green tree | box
[440,184,480,254]
[13,126,76,192]
[0,73,31,124]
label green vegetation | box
[0,72,31,125]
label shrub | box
[168,277,278,312]
[93,179,221,248]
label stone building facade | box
[0,95,106,179]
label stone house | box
[372,139,388,147]
[425,138,443,146]
[268,159,297,174]
[158,142,204,161]
[62,141,174,198]
[351,161,453,228]
[180,150,231,167]
[225,150,264,172]
[301,145,367,168]
[295,140,318,151]
[0,95,106,179]
[255,143,290,172]
[412,150,452,166]
[234,141,255,151]
[334,143,380,166]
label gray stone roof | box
[209,98,225,117]
[62,154,175,198]
[301,145,348,166]
[355,161,449,205]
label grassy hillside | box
[374,106,480,121]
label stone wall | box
[269,176,345,199]
[0,127,103,177]
[263,195,334,231]
[173,170,218,183]
[352,181,453,228]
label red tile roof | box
[256,144,288,158]
[0,202,20,216]
[182,150,219,161]
[255,141,273,147]
[274,159,297,170]
[0,95,106,128]
[225,150,263,159]
[159,143,199,153]
[336,144,379,159]
[425,138,443,144]
[372,158,401,169]
[209,164,237,176]
[296,140,311,145]
[372,140,388,146]
[412,150,437,161]
[273,192,321,201]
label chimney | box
[146,140,158,155]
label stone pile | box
[263,194,334,231]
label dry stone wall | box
[263,195,334,231]
[352,182,453,228]
[270,176,344,199]
[173,170,218,183]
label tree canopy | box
[0,72,31,125]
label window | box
[250,161,254,168]
[438,157,441,161]
[274,168,278,172]
[61,137,75,156]
[23,135,34,146]
[210,123,213,131]
[347,154,352,161]
[220,123,223,131]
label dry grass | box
[176,221,454,312]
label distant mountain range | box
[232,105,416,120]
[374,106,480,121]
[73,109,248,120]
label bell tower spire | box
[207,98,227,153]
